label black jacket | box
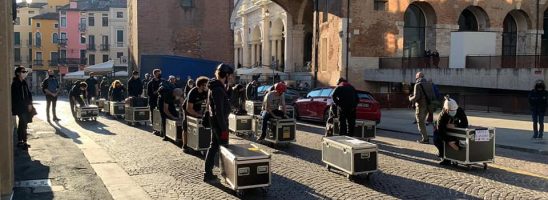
[127,77,143,97]
[208,79,230,132]
[332,83,359,110]
[435,108,468,142]
[11,78,33,116]
[147,78,163,106]
[528,89,548,112]
[109,86,126,102]
[245,82,258,101]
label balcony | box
[59,58,86,65]
[48,60,59,66]
[58,39,67,47]
[79,23,87,32]
[466,55,548,69]
[33,60,44,66]
[379,57,449,69]
[100,44,110,51]
[87,44,96,51]
[14,40,21,47]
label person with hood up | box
[331,78,360,136]
[434,97,468,165]
[203,64,234,182]
[109,80,126,102]
[127,71,143,97]
[528,80,548,140]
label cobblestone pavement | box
[34,97,548,199]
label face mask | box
[21,73,28,79]
[448,110,457,117]
[133,75,139,79]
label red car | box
[294,87,381,123]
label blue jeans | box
[532,110,545,138]
[259,111,272,140]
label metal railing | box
[79,23,87,32]
[100,44,109,51]
[58,39,67,47]
[48,60,59,66]
[379,57,449,69]
[33,60,43,66]
[87,44,96,51]
[59,58,87,65]
[466,55,548,69]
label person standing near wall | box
[12,66,34,150]
[529,80,548,140]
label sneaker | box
[182,147,191,154]
[439,159,451,166]
[417,139,429,144]
[203,173,218,182]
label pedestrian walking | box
[12,66,35,150]
[203,64,234,182]
[434,97,468,165]
[148,69,163,134]
[257,82,288,142]
[528,80,547,140]
[127,71,143,97]
[42,69,60,121]
[85,72,99,104]
[109,80,126,102]
[409,72,435,144]
[69,82,87,119]
[183,76,209,152]
[332,78,360,136]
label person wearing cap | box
[203,64,234,182]
[127,71,143,97]
[528,80,548,140]
[434,96,468,165]
[332,78,360,136]
[257,82,287,142]
[42,69,60,121]
[85,72,99,104]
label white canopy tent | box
[84,60,114,74]
[112,71,128,77]
[64,70,88,80]
[239,66,287,76]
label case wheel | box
[483,163,488,170]
[236,190,245,197]
[325,164,331,171]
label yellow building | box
[31,12,59,72]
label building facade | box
[59,1,87,72]
[14,2,46,69]
[129,0,235,72]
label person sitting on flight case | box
[434,96,468,166]
[257,82,287,143]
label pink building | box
[59,1,86,72]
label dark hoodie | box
[11,77,33,116]
[529,86,548,113]
[332,82,359,110]
[208,78,230,132]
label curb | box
[378,128,548,156]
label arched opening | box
[458,6,490,31]
[235,32,243,67]
[271,18,285,70]
[403,2,436,57]
[502,10,531,56]
[251,26,262,66]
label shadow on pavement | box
[76,120,116,135]
[49,121,83,144]
[270,143,323,166]
[13,141,53,200]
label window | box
[117,12,123,18]
[36,52,43,60]
[52,33,59,44]
[117,52,123,58]
[61,32,67,44]
[35,32,42,47]
[51,52,59,64]
[319,89,333,97]
[61,11,66,15]
[14,32,20,46]
[28,32,32,46]
[61,17,66,27]
[80,50,86,64]
[14,48,21,62]
[29,11,35,14]
[103,55,109,62]
[357,92,374,100]
[29,49,32,61]
[374,0,387,11]
[54,23,58,28]
[81,34,86,44]
[28,18,31,26]
[116,30,123,46]
[102,35,108,44]
[37,23,41,28]
[307,90,322,98]
[89,54,95,65]
[89,16,95,26]
[60,50,66,59]
[15,17,20,25]
[102,16,108,26]
[88,35,95,50]
[180,0,193,8]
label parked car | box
[257,85,301,105]
[294,87,381,123]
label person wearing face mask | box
[182,76,209,152]
[127,71,143,97]
[159,87,183,139]
[85,72,99,104]
[69,82,88,119]
[434,97,468,166]
[142,73,151,96]
[157,76,178,138]
[12,66,34,150]
[109,80,126,102]
[100,76,111,99]
[148,69,163,134]
[42,69,60,121]
[528,80,548,140]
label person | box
[183,76,209,152]
[257,82,288,142]
[432,50,440,68]
[69,82,88,119]
[434,97,468,165]
[204,64,234,182]
[332,78,360,136]
[245,80,259,101]
[157,77,177,138]
[12,66,34,150]
[409,72,435,144]
[127,71,143,97]
[142,73,151,96]
[168,75,178,87]
[528,80,548,140]
[148,69,163,134]
[230,84,246,113]
[42,69,60,121]
[162,88,183,138]
[100,76,111,99]
[184,78,195,98]
[85,72,99,103]
[109,80,126,102]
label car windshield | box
[357,92,374,100]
